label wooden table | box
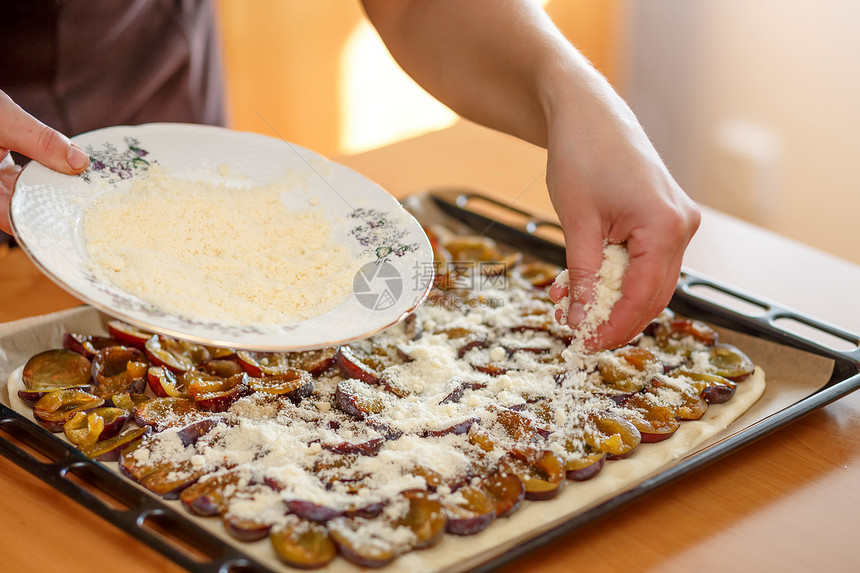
[2,121,859,573]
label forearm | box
[364,1,700,351]
[361,0,624,149]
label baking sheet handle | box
[429,188,860,368]
[0,404,273,573]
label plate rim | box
[10,122,434,350]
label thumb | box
[0,90,89,174]
[1,153,21,235]
[560,223,605,330]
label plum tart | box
[10,233,761,570]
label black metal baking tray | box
[1,188,858,573]
[425,188,860,571]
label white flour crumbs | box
[8,234,766,570]
[553,243,629,345]
[584,243,628,331]
[552,269,571,325]
[83,172,363,325]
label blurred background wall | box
[623,0,860,265]
[215,0,616,155]
[215,0,859,265]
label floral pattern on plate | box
[349,207,420,262]
[82,137,155,183]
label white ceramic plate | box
[10,123,434,351]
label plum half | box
[247,369,313,404]
[506,449,566,501]
[336,346,381,384]
[119,438,210,499]
[335,379,386,420]
[708,343,756,381]
[186,372,252,412]
[443,484,496,535]
[146,366,188,398]
[79,426,150,462]
[328,514,414,568]
[145,335,211,373]
[618,398,680,443]
[518,261,561,288]
[63,407,129,445]
[91,346,148,401]
[19,349,93,404]
[180,470,251,516]
[223,513,273,542]
[63,333,123,359]
[237,348,337,378]
[480,469,526,517]
[106,320,152,349]
[33,389,105,432]
[675,370,737,404]
[396,490,446,548]
[270,516,337,569]
[585,411,642,460]
[134,396,203,428]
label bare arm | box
[362,0,700,350]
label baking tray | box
[1,189,858,573]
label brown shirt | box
[0,0,226,136]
